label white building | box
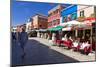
[77,5,95,18]
[77,5,96,24]
[12,26,17,32]
[26,22,32,32]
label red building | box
[48,5,66,28]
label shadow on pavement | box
[11,38,79,66]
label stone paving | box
[30,37,96,62]
[11,37,79,66]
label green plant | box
[77,16,85,22]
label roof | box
[32,13,47,19]
[48,5,66,14]
[61,5,75,12]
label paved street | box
[11,38,79,66]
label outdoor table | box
[56,40,64,46]
[79,43,92,55]
[84,45,92,54]
[72,42,80,51]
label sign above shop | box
[84,17,96,26]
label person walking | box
[12,32,16,40]
[20,27,28,58]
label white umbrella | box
[60,20,86,27]
[64,20,86,37]
[60,23,68,26]
[39,29,47,32]
[66,20,85,25]
[62,27,72,31]
[65,20,86,28]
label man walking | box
[20,27,28,58]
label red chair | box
[92,42,96,51]
[79,43,92,55]
[56,40,63,46]
[56,40,60,45]
[84,46,92,55]
[72,44,80,51]
[53,40,57,45]
[63,40,73,49]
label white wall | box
[60,17,63,24]
[77,5,94,17]
[32,15,38,28]
[26,22,31,32]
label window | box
[52,20,56,26]
[71,13,77,20]
[67,15,71,21]
[80,10,84,17]
[63,16,67,22]
[48,23,52,27]
[39,25,42,28]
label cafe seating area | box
[52,37,94,55]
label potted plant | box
[77,16,85,22]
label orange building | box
[31,14,48,29]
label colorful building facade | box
[26,22,32,32]
[61,5,77,23]
[77,5,96,25]
[61,5,95,24]
[48,5,66,28]
[31,14,48,29]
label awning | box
[62,27,72,31]
[48,26,63,31]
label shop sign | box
[84,18,96,26]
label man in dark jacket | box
[20,28,28,58]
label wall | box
[32,15,38,29]
[61,5,77,16]
[38,17,48,29]
[48,5,65,28]
[32,15,48,29]
[77,5,95,18]
[61,5,77,23]
[26,22,31,32]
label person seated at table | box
[69,36,73,42]
[73,40,79,47]
[80,41,90,50]
[62,34,68,40]
[85,41,91,47]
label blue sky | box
[11,0,71,26]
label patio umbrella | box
[64,20,86,37]
[62,27,72,31]
[65,20,86,27]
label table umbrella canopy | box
[66,20,84,25]
[60,20,86,28]
[62,27,72,31]
[64,20,86,28]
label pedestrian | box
[12,32,16,40]
[16,26,21,45]
[16,31,21,44]
[20,27,28,58]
